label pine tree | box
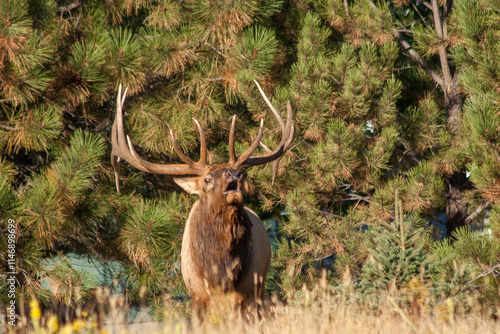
[1,0,499,312]
[265,0,498,297]
[359,194,440,295]
[453,0,500,239]
[359,0,494,237]
[0,0,288,308]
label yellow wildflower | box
[47,315,59,333]
[60,324,73,334]
[29,299,41,320]
[208,313,219,324]
[72,319,86,332]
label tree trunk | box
[444,77,462,133]
[445,170,470,238]
[443,83,468,238]
[434,0,467,237]
[395,0,469,238]
[444,80,468,238]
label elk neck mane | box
[189,198,253,290]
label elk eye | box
[204,178,211,184]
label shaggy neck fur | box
[189,198,252,291]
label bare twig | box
[347,193,372,204]
[318,209,345,220]
[465,264,500,287]
[393,66,420,72]
[207,77,228,82]
[394,30,444,87]
[465,200,492,224]
[431,0,452,87]
[343,0,350,17]
[75,2,84,30]
[294,157,309,163]
[422,1,433,11]
[204,43,226,58]
[314,253,336,262]
[300,138,314,149]
[0,124,20,131]
[397,137,420,165]
[395,29,414,34]
[58,1,82,12]
[412,3,431,29]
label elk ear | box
[174,177,200,195]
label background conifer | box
[0,0,499,311]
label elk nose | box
[225,170,242,180]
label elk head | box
[111,81,293,306]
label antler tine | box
[233,119,264,166]
[193,118,208,165]
[254,80,294,150]
[234,81,294,170]
[111,85,203,194]
[228,115,237,165]
[112,85,147,193]
[169,119,209,168]
[253,80,286,134]
[168,128,196,167]
[111,153,122,193]
[111,88,123,193]
[284,100,293,148]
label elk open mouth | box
[224,180,240,195]
[224,180,243,205]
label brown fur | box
[189,200,252,291]
[178,167,271,308]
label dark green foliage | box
[359,195,441,295]
[430,225,499,308]
[0,0,499,311]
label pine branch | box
[0,124,20,131]
[343,0,350,17]
[465,264,500,287]
[431,0,453,86]
[465,200,492,224]
[386,0,447,89]
[396,137,420,165]
[422,1,433,11]
[412,3,431,29]
[431,0,445,39]
[347,193,372,204]
[58,1,82,12]
[393,30,444,87]
[203,43,227,57]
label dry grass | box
[5,284,500,334]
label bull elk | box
[111,81,293,308]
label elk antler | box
[112,81,294,192]
[111,85,206,193]
[231,80,294,183]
